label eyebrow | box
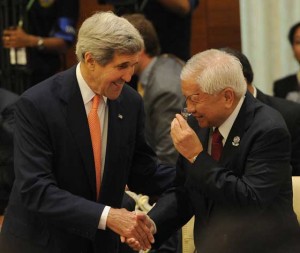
[115,61,138,68]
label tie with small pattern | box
[211,128,223,161]
[88,95,101,199]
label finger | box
[126,218,149,250]
[171,118,182,144]
[134,214,153,249]
[134,221,152,250]
[175,113,190,129]
[129,211,148,249]
[137,225,154,250]
[127,238,143,251]
[171,117,181,132]
[136,214,155,243]
[170,118,177,130]
[138,213,156,234]
[120,235,125,243]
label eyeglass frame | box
[184,93,201,106]
[184,88,227,106]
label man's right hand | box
[106,208,155,251]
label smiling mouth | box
[113,81,125,86]
[195,115,204,120]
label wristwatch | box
[37,37,45,50]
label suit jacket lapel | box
[100,98,123,199]
[57,66,97,200]
[190,93,255,172]
[202,93,255,217]
[220,92,255,173]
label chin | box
[197,118,208,128]
[108,91,122,100]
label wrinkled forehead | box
[181,79,203,95]
[107,52,141,65]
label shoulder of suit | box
[274,73,297,84]
[122,84,142,100]
[156,54,185,67]
[0,88,19,110]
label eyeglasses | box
[184,93,200,105]
[181,93,200,120]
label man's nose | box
[122,67,135,83]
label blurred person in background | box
[273,22,300,100]
[99,0,199,62]
[1,0,79,93]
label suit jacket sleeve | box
[290,113,300,175]
[0,103,17,213]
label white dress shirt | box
[76,63,110,230]
[208,95,245,154]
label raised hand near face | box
[171,114,203,163]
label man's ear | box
[84,52,95,70]
[223,88,235,108]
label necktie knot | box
[91,95,100,110]
[211,128,223,161]
[212,128,223,144]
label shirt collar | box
[217,95,245,143]
[76,63,107,105]
[252,85,257,98]
[297,70,300,84]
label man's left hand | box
[171,114,203,162]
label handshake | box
[107,208,156,251]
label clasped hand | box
[107,208,155,251]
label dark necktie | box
[211,128,223,161]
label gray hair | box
[181,49,247,98]
[76,11,144,65]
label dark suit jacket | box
[257,88,300,175]
[0,66,175,253]
[273,74,299,98]
[0,88,19,214]
[149,93,300,253]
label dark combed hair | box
[288,22,300,45]
[123,13,161,57]
[219,47,254,84]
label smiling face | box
[182,80,236,128]
[81,52,141,100]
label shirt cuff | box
[98,206,111,230]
